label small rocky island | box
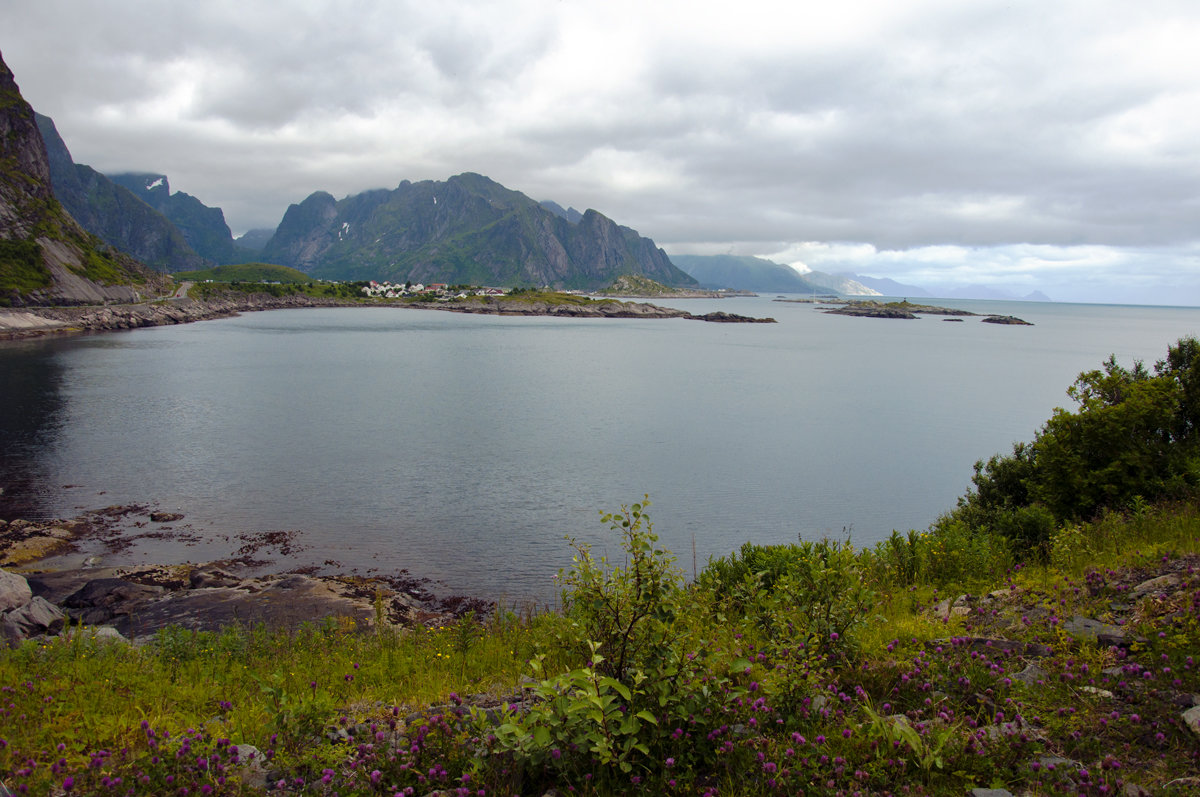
[817,300,1031,325]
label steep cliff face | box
[261,173,695,289]
[109,173,239,265]
[0,51,155,306]
[36,114,205,272]
[0,56,54,238]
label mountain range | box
[256,173,695,289]
[10,51,1047,302]
[670,254,882,296]
[107,172,245,265]
[31,109,697,290]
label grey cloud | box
[2,1,1200,303]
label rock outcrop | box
[1,568,66,648]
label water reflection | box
[0,339,67,520]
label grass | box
[0,239,51,299]
[2,502,1199,795]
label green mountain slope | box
[260,172,696,290]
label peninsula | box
[0,281,774,340]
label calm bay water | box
[3,297,1200,602]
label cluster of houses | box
[360,281,508,299]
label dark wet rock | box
[982,315,1032,325]
[826,303,918,319]
[108,573,374,640]
[25,567,127,604]
[62,577,167,625]
[690,311,776,323]
[189,565,241,589]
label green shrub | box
[555,498,684,677]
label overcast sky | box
[3,0,1199,304]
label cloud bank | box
[3,0,1199,303]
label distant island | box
[810,299,1032,325]
[594,273,755,298]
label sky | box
[2,0,1200,305]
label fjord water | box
[3,298,1200,602]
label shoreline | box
[0,505,490,646]
[0,290,774,341]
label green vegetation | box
[175,263,314,284]
[0,238,51,302]
[189,280,369,301]
[950,338,1200,556]
[76,243,147,286]
[4,342,1200,795]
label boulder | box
[932,597,970,619]
[1063,615,1128,646]
[2,596,65,645]
[229,744,268,791]
[60,625,128,644]
[1131,574,1180,598]
[1012,663,1048,686]
[0,569,33,612]
[1184,705,1200,740]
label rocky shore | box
[0,292,359,340]
[0,290,774,340]
[0,509,484,648]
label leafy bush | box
[555,498,684,677]
[949,338,1200,554]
